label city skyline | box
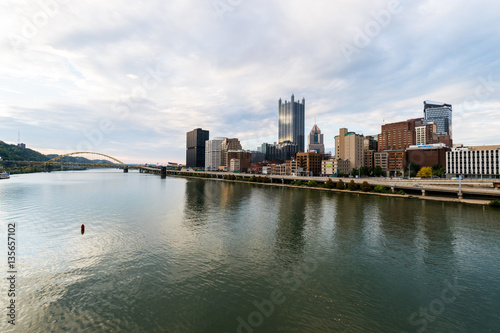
[1,1,499,164]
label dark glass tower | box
[422,101,452,138]
[278,94,305,152]
[186,128,209,168]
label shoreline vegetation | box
[171,172,497,207]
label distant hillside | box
[0,141,49,162]
[45,155,115,164]
[0,141,117,164]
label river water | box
[0,169,498,332]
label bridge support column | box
[123,166,128,173]
[391,186,395,192]
[421,189,426,197]
[458,192,463,200]
[161,166,167,179]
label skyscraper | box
[422,101,452,137]
[307,124,325,154]
[335,128,364,170]
[279,94,305,152]
[186,128,209,168]
[205,137,226,171]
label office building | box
[363,150,374,169]
[285,159,298,175]
[407,143,450,168]
[335,128,364,170]
[435,134,452,148]
[205,137,226,171]
[422,100,452,138]
[278,94,305,152]
[363,135,378,168]
[416,122,437,146]
[261,142,299,162]
[250,150,265,163]
[321,159,350,176]
[296,152,322,176]
[227,150,252,172]
[221,138,242,167]
[446,145,500,179]
[364,136,378,152]
[229,159,240,172]
[378,119,417,152]
[307,124,325,154]
[374,151,388,173]
[387,150,407,176]
[186,128,209,168]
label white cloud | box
[0,0,499,163]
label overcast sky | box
[1,0,499,164]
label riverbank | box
[169,173,494,206]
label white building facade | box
[446,146,500,179]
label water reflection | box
[275,188,307,262]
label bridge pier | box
[161,166,167,179]
[421,189,426,197]
[123,166,128,173]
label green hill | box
[46,154,114,164]
[0,141,49,162]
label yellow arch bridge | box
[44,152,134,172]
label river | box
[0,169,498,332]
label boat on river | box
[0,171,10,179]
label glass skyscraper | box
[278,94,305,152]
[422,100,452,137]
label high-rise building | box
[378,119,417,151]
[307,124,325,154]
[221,138,242,167]
[363,135,378,168]
[422,100,452,137]
[205,137,226,171]
[279,94,305,152]
[416,123,437,146]
[335,128,364,170]
[186,128,209,168]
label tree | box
[360,181,371,192]
[351,168,358,177]
[336,179,345,189]
[373,166,385,177]
[324,178,335,189]
[337,171,344,177]
[360,166,371,176]
[432,164,446,178]
[307,180,318,187]
[374,185,387,193]
[416,166,432,178]
[408,162,421,178]
[348,180,357,191]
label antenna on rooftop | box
[18,129,20,144]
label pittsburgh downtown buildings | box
[186,97,500,179]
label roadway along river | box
[0,169,498,332]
